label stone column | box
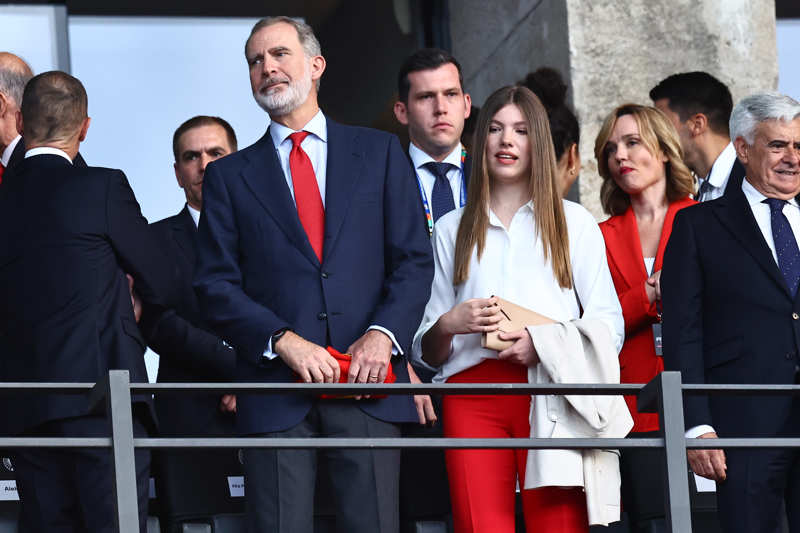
[451,0,778,219]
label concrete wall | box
[452,0,778,219]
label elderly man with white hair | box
[662,92,800,533]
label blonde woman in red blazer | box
[595,104,696,533]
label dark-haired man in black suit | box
[144,116,242,525]
[651,71,745,202]
[0,71,172,532]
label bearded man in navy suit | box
[193,16,433,533]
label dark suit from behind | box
[662,181,800,533]
[0,154,172,532]
[144,206,243,524]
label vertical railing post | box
[639,371,692,532]
[105,370,140,533]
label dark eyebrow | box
[181,150,200,160]
[269,46,291,55]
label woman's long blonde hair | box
[594,104,695,216]
[453,85,572,289]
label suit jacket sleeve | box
[142,307,237,381]
[661,209,711,428]
[366,135,434,352]
[193,160,291,364]
[106,171,174,309]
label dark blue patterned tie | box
[764,198,800,296]
[425,162,456,222]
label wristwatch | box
[271,327,291,347]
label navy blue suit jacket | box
[0,155,172,434]
[194,118,434,435]
[662,180,800,437]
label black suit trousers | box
[242,400,401,533]
[12,415,151,533]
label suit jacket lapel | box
[240,129,320,267]
[605,207,648,289]
[322,120,361,262]
[723,158,746,195]
[171,206,197,265]
[711,183,788,295]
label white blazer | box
[524,319,633,527]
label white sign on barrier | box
[227,476,245,498]
[0,480,19,501]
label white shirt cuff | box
[262,337,279,360]
[685,424,715,439]
[368,325,402,356]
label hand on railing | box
[688,431,727,481]
[407,363,437,426]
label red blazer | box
[599,196,696,432]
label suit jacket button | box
[318,312,328,320]
[787,353,794,360]
[321,272,329,279]
[793,313,799,320]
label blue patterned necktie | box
[425,162,456,222]
[764,198,800,297]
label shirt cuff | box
[368,325,402,356]
[262,337,279,360]
[685,424,715,439]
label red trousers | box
[443,359,588,533]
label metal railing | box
[0,371,799,533]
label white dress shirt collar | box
[707,142,737,188]
[24,146,73,163]
[408,142,463,171]
[488,201,534,228]
[187,204,201,228]
[269,110,327,148]
[1,134,21,167]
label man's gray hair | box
[0,61,33,106]
[245,16,322,59]
[729,92,800,144]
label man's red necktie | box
[0,162,5,185]
[289,131,324,262]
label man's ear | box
[174,162,184,188]
[393,101,409,126]
[15,109,23,136]
[688,113,708,137]
[463,93,472,118]
[733,136,749,165]
[78,116,91,142]
[310,55,326,83]
[0,92,8,117]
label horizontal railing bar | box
[686,438,800,448]
[0,436,795,450]
[0,383,94,393]
[682,384,800,395]
[133,437,657,449]
[0,382,797,395]
[128,383,644,394]
[0,437,110,448]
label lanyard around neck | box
[414,149,468,237]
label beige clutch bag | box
[481,296,555,351]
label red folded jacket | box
[298,347,396,399]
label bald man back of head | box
[19,71,90,161]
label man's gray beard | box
[254,71,313,117]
